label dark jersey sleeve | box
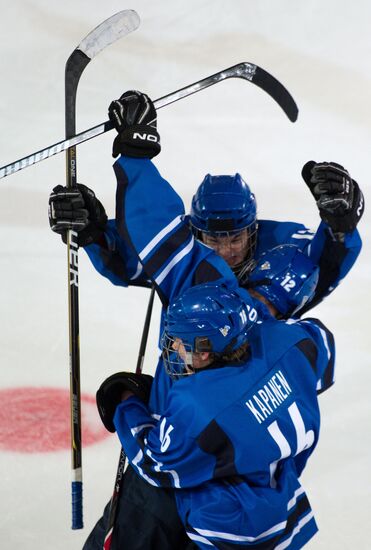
[299,222,362,314]
[113,155,238,306]
[84,219,150,288]
[293,317,336,394]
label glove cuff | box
[112,124,161,159]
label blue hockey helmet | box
[162,283,258,377]
[247,245,319,317]
[190,173,257,234]
[190,174,258,278]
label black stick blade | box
[252,65,298,122]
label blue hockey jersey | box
[84,156,362,313]
[113,315,335,549]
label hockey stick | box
[0,62,298,179]
[103,286,156,550]
[64,9,140,530]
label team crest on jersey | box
[219,325,231,337]
[260,261,271,270]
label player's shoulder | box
[257,219,310,249]
[252,316,315,366]
[293,317,334,345]
[258,218,306,232]
[260,316,310,341]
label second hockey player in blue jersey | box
[96,282,336,549]
[48,92,364,316]
[188,167,363,314]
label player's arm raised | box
[299,161,363,312]
[109,90,237,306]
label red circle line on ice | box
[0,387,110,453]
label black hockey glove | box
[108,90,161,159]
[96,371,153,433]
[48,184,108,246]
[302,161,364,233]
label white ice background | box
[0,1,370,548]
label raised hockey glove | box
[108,90,161,159]
[302,161,364,233]
[48,184,108,246]
[96,371,153,433]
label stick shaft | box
[66,47,85,532]
[65,9,140,530]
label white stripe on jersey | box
[193,485,309,544]
[318,326,332,361]
[285,318,299,325]
[145,448,181,488]
[274,510,315,550]
[195,520,287,542]
[139,215,182,261]
[132,449,159,487]
[130,261,143,281]
[290,233,314,240]
[155,236,194,285]
[130,423,155,436]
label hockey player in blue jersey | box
[96,282,336,549]
[189,168,363,313]
[49,92,363,315]
[82,242,332,549]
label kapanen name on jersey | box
[245,370,292,424]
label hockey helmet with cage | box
[190,173,257,234]
[190,174,257,278]
[247,245,319,317]
[162,283,258,377]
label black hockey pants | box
[83,465,198,549]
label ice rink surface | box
[0,1,370,548]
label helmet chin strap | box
[234,257,257,283]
